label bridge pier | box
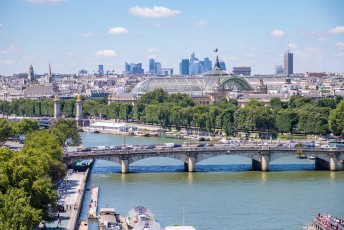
[121,159,129,173]
[252,154,270,172]
[315,154,340,171]
[184,156,196,172]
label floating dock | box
[88,185,99,219]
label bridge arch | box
[195,151,257,163]
[269,151,330,163]
[64,155,122,167]
[128,152,188,164]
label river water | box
[78,133,344,230]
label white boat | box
[98,208,121,230]
[126,206,163,230]
[307,155,316,160]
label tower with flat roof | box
[284,50,293,75]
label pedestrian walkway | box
[38,171,87,230]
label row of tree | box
[0,118,81,229]
[0,90,343,136]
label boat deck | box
[88,186,99,219]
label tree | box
[138,88,169,105]
[276,109,298,134]
[0,188,41,230]
[166,93,195,107]
[24,130,63,161]
[17,119,39,135]
[0,119,12,146]
[329,100,344,136]
[50,118,81,146]
[61,99,75,117]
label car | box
[174,144,182,148]
[197,144,205,147]
[144,145,156,149]
[276,143,283,147]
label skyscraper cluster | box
[124,62,144,75]
[179,52,226,76]
[148,59,163,75]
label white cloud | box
[270,29,285,38]
[108,27,128,35]
[336,42,344,47]
[288,43,298,50]
[95,50,116,57]
[147,48,158,53]
[27,0,67,3]
[1,45,20,54]
[129,6,181,18]
[0,60,14,65]
[328,26,344,34]
[83,32,94,38]
[195,20,207,26]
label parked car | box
[144,145,156,149]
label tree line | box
[0,118,80,229]
[0,90,343,136]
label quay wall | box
[69,160,94,230]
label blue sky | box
[0,0,343,76]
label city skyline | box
[0,0,344,76]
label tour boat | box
[306,212,344,230]
[126,206,163,230]
[98,208,121,230]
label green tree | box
[17,119,39,135]
[24,130,63,161]
[329,100,344,136]
[50,118,81,146]
[276,109,298,134]
[0,188,41,230]
[166,93,195,107]
[0,119,12,146]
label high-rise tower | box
[284,50,293,75]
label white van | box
[163,143,175,148]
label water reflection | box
[187,172,193,184]
[261,172,268,183]
[330,171,336,181]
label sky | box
[0,0,344,76]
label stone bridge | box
[62,146,344,173]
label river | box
[78,132,344,230]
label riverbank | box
[38,161,93,230]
